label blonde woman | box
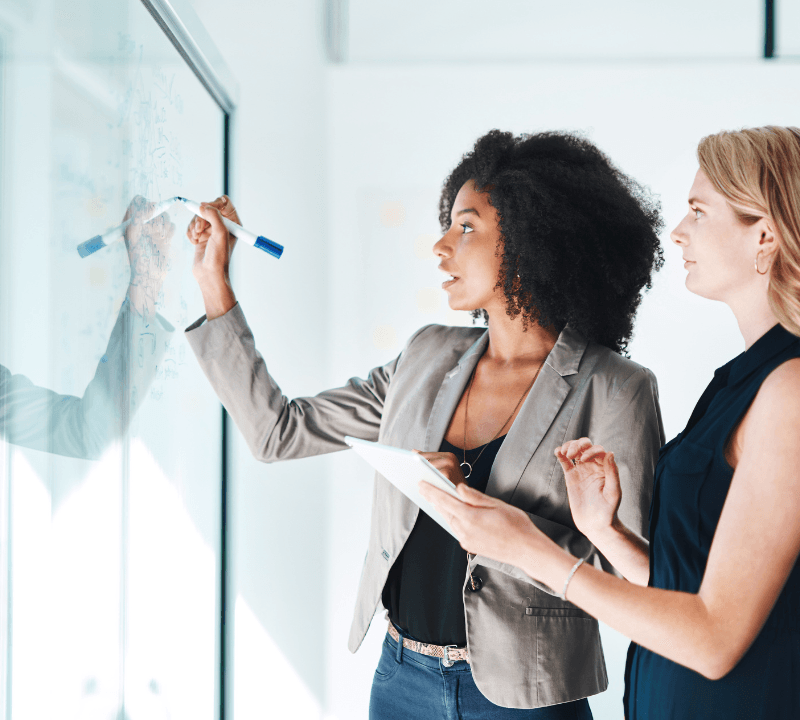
[421,126,800,719]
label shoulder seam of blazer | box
[543,326,589,377]
[400,323,486,367]
[405,323,594,378]
[599,365,655,423]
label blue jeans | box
[369,630,594,720]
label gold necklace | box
[462,359,544,593]
[460,361,544,479]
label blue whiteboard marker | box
[176,197,284,259]
[77,198,178,258]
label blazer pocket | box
[533,615,606,707]
[522,606,592,618]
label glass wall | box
[0,1,229,717]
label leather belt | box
[387,622,470,667]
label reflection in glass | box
[1,200,175,459]
[0,1,226,717]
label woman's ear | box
[753,217,780,277]
[757,217,779,257]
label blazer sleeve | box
[184,303,425,463]
[594,366,664,547]
[0,301,174,460]
[472,366,665,594]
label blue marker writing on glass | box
[175,197,284,259]
[77,196,284,260]
[76,197,178,258]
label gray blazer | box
[186,303,664,709]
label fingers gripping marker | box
[176,196,283,260]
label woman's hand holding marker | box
[187,195,241,320]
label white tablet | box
[344,436,460,537]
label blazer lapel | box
[423,329,489,453]
[422,324,587,502]
[486,326,588,503]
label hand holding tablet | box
[344,436,461,537]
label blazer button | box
[467,575,483,592]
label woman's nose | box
[670,218,688,247]
[433,231,452,258]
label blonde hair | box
[697,126,800,337]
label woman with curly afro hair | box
[185,129,666,718]
[438,129,663,353]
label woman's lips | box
[442,277,459,289]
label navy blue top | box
[624,324,800,720]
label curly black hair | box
[438,130,664,355]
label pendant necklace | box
[462,359,545,591]
[460,361,544,480]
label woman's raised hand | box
[186,195,241,247]
[187,195,240,320]
[554,438,622,541]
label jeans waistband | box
[384,626,470,670]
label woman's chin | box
[448,300,479,313]
[684,274,719,302]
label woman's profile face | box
[433,181,505,315]
[670,169,769,303]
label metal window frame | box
[137,3,237,718]
[325,0,349,63]
[140,0,238,114]
[0,27,9,720]
[765,0,775,58]
[0,2,237,714]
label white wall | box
[778,0,800,55]
[348,0,763,62]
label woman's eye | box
[461,224,474,234]
[693,207,704,219]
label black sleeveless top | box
[624,324,800,719]
[382,434,507,646]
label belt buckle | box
[441,644,457,668]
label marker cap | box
[77,236,107,258]
[254,236,284,259]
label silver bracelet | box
[559,557,585,601]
